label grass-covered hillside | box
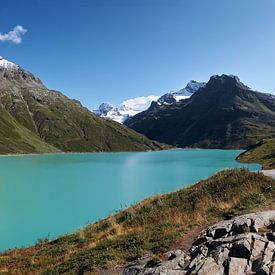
[238,138,275,169]
[1,169,275,274]
[0,61,167,154]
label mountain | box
[237,138,275,169]
[125,74,275,149]
[0,56,166,154]
[93,81,205,123]
[94,96,159,123]
[157,80,206,105]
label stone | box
[262,241,275,263]
[123,211,275,275]
[266,232,275,242]
[197,257,224,275]
[251,238,266,259]
[269,262,275,274]
[227,257,250,275]
[213,227,228,239]
[229,240,251,259]
[192,236,208,246]
[256,264,270,275]
[213,245,230,265]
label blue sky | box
[0,0,275,108]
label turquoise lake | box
[0,149,260,251]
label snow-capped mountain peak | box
[94,96,159,123]
[120,96,159,114]
[0,56,18,70]
[157,80,206,105]
[185,80,206,94]
[94,95,159,123]
[94,80,205,123]
[94,103,114,116]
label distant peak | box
[185,80,206,93]
[95,103,114,115]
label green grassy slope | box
[238,138,275,169]
[0,86,167,154]
[0,104,58,154]
[0,61,169,154]
[1,169,274,274]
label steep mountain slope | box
[0,57,166,153]
[238,138,275,169]
[125,75,275,149]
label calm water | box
[0,149,260,251]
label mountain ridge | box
[93,80,205,123]
[125,74,275,149]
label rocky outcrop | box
[123,250,187,275]
[188,210,275,274]
[122,211,275,274]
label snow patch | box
[94,95,159,123]
[0,56,18,70]
[94,80,206,123]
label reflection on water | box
[0,149,260,250]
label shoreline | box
[0,147,247,158]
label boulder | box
[123,250,186,275]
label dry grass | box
[0,168,275,274]
[238,138,275,169]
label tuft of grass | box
[0,168,275,274]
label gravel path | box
[262,169,275,179]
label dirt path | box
[262,170,275,179]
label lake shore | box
[0,149,259,252]
[1,168,274,274]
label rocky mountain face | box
[0,57,165,154]
[123,211,275,275]
[93,81,205,123]
[125,74,275,149]
[157,80,205,105]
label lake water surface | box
[0,149,260,250]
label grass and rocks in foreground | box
[1,168,275,274]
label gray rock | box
[197,258,224,275]
[227,257,251,275]
[123,211,275,275]
[123,250,186,275]
[185,211,275,274]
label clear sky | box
[0,0,275,108]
